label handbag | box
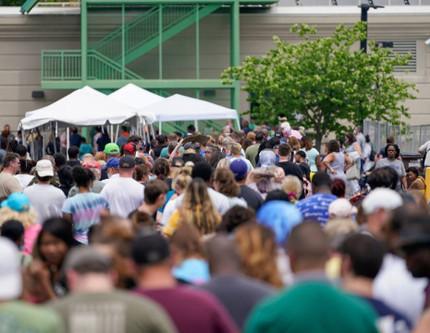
[346,163,360,180]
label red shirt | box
[135,286,238,333]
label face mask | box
[148,175,157,181]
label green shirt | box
[245,281,378,333]
[49,290,177,333]
[0,301,64,333]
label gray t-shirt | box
[24,184,66,224]
[200,274,275,329]
[49,291,176,333]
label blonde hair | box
[172,173,192,194]
[324,218,358,249]
[179,179,221,235]
[0,207,38,228]
[235,223,283,288]
[281,175,303,202]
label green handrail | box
[41,49,142,81]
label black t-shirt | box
[276,161,304,180]
[239,185,263,211]
[298,162,311,180]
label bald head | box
[287,221,330,273]
[205,234,241,275]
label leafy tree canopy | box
[222,22,417,148]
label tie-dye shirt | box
[62,192,109,244]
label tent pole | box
[115,125,120,143]
[21,129,26,148]
[110,125,114,142]
[159,121,162,135]
[194,119,198,133]
[66,127,70,160]
[235,118,241,131]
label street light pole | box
[358,1,384,54]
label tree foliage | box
[222,22,417,147]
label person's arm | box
[353,142,362,157]
[413,309,430,333]
[344,153,353,170]
[168,138,184,161]
[322,153,335,174]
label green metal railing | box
[92,4,220,64]
[42,49,141,81]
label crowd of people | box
[0,119,430,333]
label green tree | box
[222,22,417,148]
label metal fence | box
[363,120,430,155]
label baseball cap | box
[119,156,136,169]
[35,159,54,177]
[230,159,248,181]
[123,143,136,155]
[105,157,120,169]
[104,143,120,155]
[328,198,357,218]
[0,237,22,300]
[1,192,30,212]
[362,188,403,215]
[257,200,303,245]
[132,231,170,266]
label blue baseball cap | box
[257,200,303,245]
[105,157,120,169]
[1,193,30,213]
[230,159,248,181]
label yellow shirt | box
[162,210,181,237]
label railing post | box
[61,50,64,80]
[230,0,240,110]
[195,4,200,80]
[158,4,163,79]
[81,0,88,83]
[121,3,125,80]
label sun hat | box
[329,198,357,218]
[1,192,30,212]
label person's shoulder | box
[3,301,63,328]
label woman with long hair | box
[163,178,221,237]
[23,218,77,302]
[213,168,247,208]
[234,223,283,288]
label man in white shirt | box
[24,159,66,224]
[161,161,230,226]
[361,189,427,324]
[100,156,144,218]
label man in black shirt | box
[276,144,303,180]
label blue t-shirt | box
[296,193,337,224]
[62,192,109,244]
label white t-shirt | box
[14,174,34,189]
[373,253,427,324]
[100,177,144,218]
[161,188,230,226]
[24,184,66,224]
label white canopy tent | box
[140,94,240,131]
[108,83,160,124]
[20,86,137,130]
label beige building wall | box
[0,6,429,129]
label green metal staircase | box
[93,4,221,65]
[41,3,221,83]
[41,49,141,82]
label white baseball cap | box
[0,237,22,300]
[35,159,54,177]
[362,188,403,215]
[329,198,357,218]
